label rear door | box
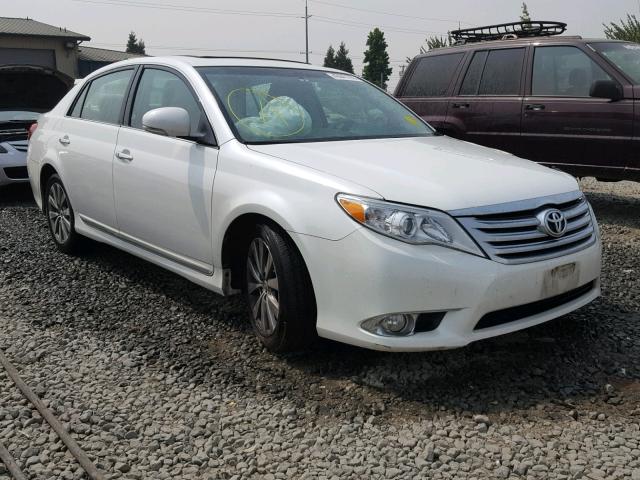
[59,68,135,229]
[521,44,633,177]
[446,47,526,153]
[396,52,465,131]
[113,66,218,274]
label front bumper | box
[291,227,601,352]
[0,142,29,187]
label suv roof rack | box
[450,21,567,44]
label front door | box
[113,67,218,274]
[446,47,526,153]
[521,45,633,178]
[59,68,135,228]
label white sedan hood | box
[248,135,579,211]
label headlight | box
[336,194,485,257]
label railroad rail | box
[0,349,105,480]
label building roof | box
[78,46,144,63]
[0,17,90,41]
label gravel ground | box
[0,179,639,480]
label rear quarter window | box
[401,53,465,97]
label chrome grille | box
[452,191,596,265]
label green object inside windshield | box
[198,67,433,144]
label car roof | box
[414,37,631,58]
[107,55,337,71]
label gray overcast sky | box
[6,0,640,89]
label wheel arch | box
[220,212,307,292]
[39,163,58,210]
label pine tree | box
[604,14,640,42]
[520,3,531,22]
[333,42,354,73]
[126,31,146,55]
[362,28,392,90]
[323,45,336,68]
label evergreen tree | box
[126,31,146,55]
[334,42,354,73]
[520,3,531,22]
[362,28,392,90]
[323,45,336,68]
[604,14,640,42]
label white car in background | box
[0,110,39,187]
[27,57,601,352]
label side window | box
[130,68,202,133]
[80,69,133,124]
[402,53,465,97]
[478,48,525,95]
[69,87,88,118]
[459,51,488,95]
[532,46,613,97]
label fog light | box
[361,313,416,336]
[381,314,409,333]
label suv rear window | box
[460,48,525,96]
[402,53,464,97]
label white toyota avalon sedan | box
[27,57,601,352]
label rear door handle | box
[452,103,470,109]
[525,104,546,111]
[58,135,70,146]
[116,149,133,162]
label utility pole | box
[303,0,311,64]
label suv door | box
[113,66,218,274]
[60,68,135,228]
[395,52,465,131]
[446,47,526,153]
[521,44,633,178]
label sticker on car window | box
[325,72,361,81]
[404,115,419,126]
[622,44,640,50]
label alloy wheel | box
[247,237,280,336]
[48,183,72,244]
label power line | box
[311,0,472,25]
[314,16,445,35]
[71,0,298,18]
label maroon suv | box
[396,22,640,181]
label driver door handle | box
[452,103,470,109]
[116,149,133,162]
[525,104,546,111]
[58,135,70,146]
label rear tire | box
[44,174,83,254]
[244,223,317,352]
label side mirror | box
[590,80,623,101]
[142,107,191,137]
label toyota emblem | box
[537,209,567,238]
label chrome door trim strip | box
[79,214,213,276]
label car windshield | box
[0,110,41,122]
[197,66,433,144]
[591,42,640,83]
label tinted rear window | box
[460,48,525,96]
[402,53,464,97]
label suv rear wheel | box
[244,223,317,352]
[44,174,83,254]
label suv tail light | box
[27,123,38,140]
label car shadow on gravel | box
[0,184,35,206]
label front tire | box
[44,174,83,254]
[245,223,317,352]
